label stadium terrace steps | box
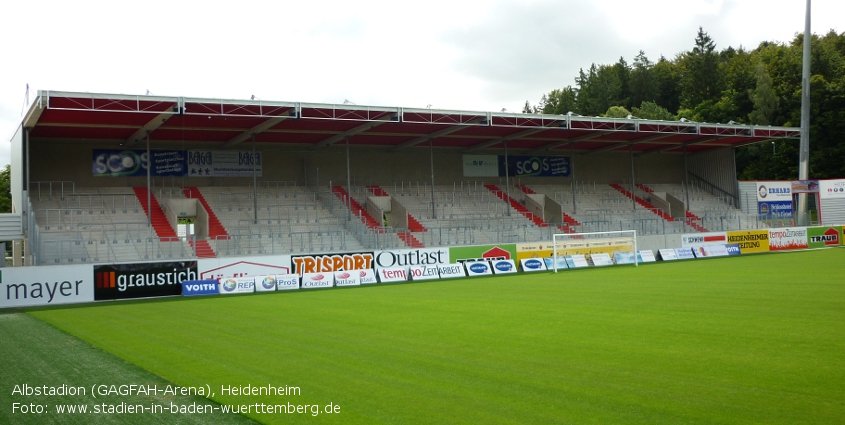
[516,184,581,227]
[609,183,675,222]
[485,184,553,229]
[182,186,229,239]
[132,187,178,241]
[635,183,709,232]
[332,186,385,232]
[366,185,427,247]
[189,238,216,258]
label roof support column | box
[504,140,511,217]
[346,136,352,222]
[684,145,691,212]
[429,138,436,220]
[146,133,152,233]
[797,0,812,225]
[570,142,576,215]
[252,134,258,224]
[630,144,636,212]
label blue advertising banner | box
[499,155,570,177]
[758,200,793,218]
[93,149,187,177]
[181,280,220,296]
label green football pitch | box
[3,248,844,424]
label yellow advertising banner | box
[726,230,770,253]
[515,239,634,262]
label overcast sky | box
[1,0,842,166]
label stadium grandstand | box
[7,90,802,266]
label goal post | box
[552,230,638,272]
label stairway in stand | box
[182,186,229,239]
[609,183,674,222]
[133,187,178,241]
[332,186,385,232]
[188,239,217,258]
[486,184,577,233]
[366,185,425,248]
[515,184,580,233]
[634,183,708,232]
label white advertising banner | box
[188,150,262,177]
[275,274,300,291]
[253,275,278,292]
[334,270,361,287]
[819,179,845,199]
[768,227,809,251]
[756,181,792,202]
[373,248,450,270]
[566,255,589,268]
[590,253,613,266]
[378,267,409,283]
[218,277,255,294]
[490,259,518,274]
[693,245,730,258]
[199,256,291,281]
[520,258,547,272]
[301,273,333,288]
[408,265,440,281]
[681,232,728,247]
[462,155,499,177]
[359,269,378,285]
[464,261,494,277]
[544,257,568,270]
[674,248,696,260]
[437,263,467,278]
[637,250,656,262]
[1,264,94,308]
[658,249,678,261]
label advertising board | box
[334,270,361,287]
[275,274,300,291]
[218,277,254,294]
[95,261,197,300]
[253,275,278,293]
[768,227,809,251]
[1,265,94,308]
[490,259,518,274]
[658,249,678,261]
[437,264,467,278]
[408,265,440,281]
[199,256,291,281]
[378,268,408,283]
[292,252,374,275]
[681,232,727,248]
[726,230,770,253]
[464,261,493,277]
[674,248,695,260]
[807,226,842,248]
[520,258,547,272]
[566,255,589,268]
[637,250,656,262]
[301,273,334,288]
[590,253,613,266]
[181,280,219,296]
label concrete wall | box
[28,139,689,189]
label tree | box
[748,62,778,125]
[680,27,721,109]
[630,51,659,108]
[604,106,631,118]
[0,165,10,213]
[632,101,676,121]
[653,56,681,114]
[540,87,578,115]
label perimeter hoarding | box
[726,230,770,253]
[291,252,374,275]
[516,239,634,262]
[768,227,809,251]
[807,226,842,248]
[199,256,291,281]
[450,245,516,262]
[681,232,727,248]
[1,265,94,308]
[372,248,449,270]
[94,261,197,300]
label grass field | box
[3,249,845,424]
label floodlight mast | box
[797,0,811,225]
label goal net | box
[551,230,638,272]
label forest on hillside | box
[525,28,845,181]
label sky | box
[1,0,843,167]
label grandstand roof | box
[22,91,800,155]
